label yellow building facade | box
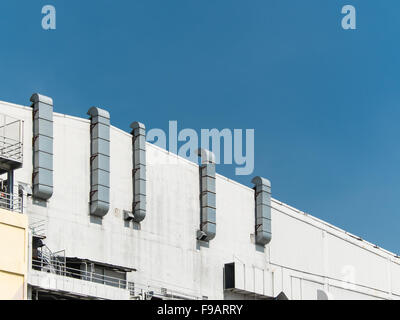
[0,208,28,300]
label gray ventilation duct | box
[130,122,146,223]
[196,148,216,242]
[30,93,54,200]
[252,176,272,246]
[87,107,110,217]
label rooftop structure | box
[0,94,399,300]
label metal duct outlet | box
[196,148,216,242]
[130,122,146,223]
[30,93,54,200]
[252,176,272,246]
[87,107,110,217]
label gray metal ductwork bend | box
[30,93,54,200]
[130,121,146,223]
[197,148,216,165]
[87,107,110,217]
[196,148,216,242]
[251,176,272,246]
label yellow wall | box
[0,208,28,300]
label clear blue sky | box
[0,1,399,253]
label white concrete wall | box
[1,99,399,300]
[28,270,130,300]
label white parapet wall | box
[0,99,399,300]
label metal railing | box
[0,117,23,163]
[33,245,66,274]
[0,136,23,162]
[29,218,47,237]
[32,255,202,300]
[30,231,202,300]
[0,191,22,213]
[32,257,128,289]
[128,282,202,300]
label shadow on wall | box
[223,291,288,300]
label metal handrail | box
[0,191,22,213]
[0,119,21,130]
[0,139,22,162]
[0,117,23,163]
[29,218,47,237]
[31,257,202,299]
[32,258,128,289]
[128,282,202,300]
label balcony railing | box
[0,136,23,163]
[31,237,202,300]
[32,256,128,289]
[128,282,202,300]
[0,191,22,213]
[32,254,202,300]
[0,116,23,166]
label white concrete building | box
[0,94,399,300]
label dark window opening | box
[224,263,235,290]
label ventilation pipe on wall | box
[251,176,272,246]
[30,93,54,200]
[130,122,146,223]
[87,107,110,217]
[196,148,216,242]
